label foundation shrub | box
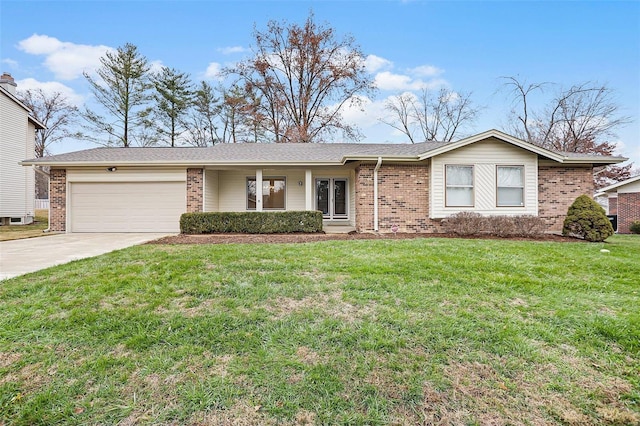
[442,212,546,237]
[562,195,614,242]
[629,220,640,234]
[180,211,323,234]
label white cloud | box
[204,62,223,80]
[374,71,449,92]
[17,34,113,80]
[218,46,248,55]
[16,78,84,106]
[2,58,19,68]
[148,60,165,74]
[409,64,444,77]
[364,55,393,73]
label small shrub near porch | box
[180,211,324,234]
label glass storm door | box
[316,179,347,220]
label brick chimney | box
[0,72,17,94]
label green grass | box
[0,210,49,241]
[1,235,639,425]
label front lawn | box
[1,235,638,425]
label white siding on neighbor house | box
[430,138,538,218]
[204,169,219,212]
[618,180,640,194]
[0,92,35,219]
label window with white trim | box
[445,165,474,207]
[497,166,524,207]
[247,177,286,210]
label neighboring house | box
[0,73,45,225]
[596,175,640,234]
[21,129,625,234]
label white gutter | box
[373,156,382,232]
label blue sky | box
[2,0,639,166]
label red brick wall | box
[608,197,618,215]
[186,168,203,213]
[538,166,594,232]
[617,192,640,234]
[355,163,440,233]
[49,168,66,232]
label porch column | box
[305,169,313,210]
[255,169,263,212]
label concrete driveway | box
[0,233,171,280]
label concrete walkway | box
[0,233,171,280]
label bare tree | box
[382,88,479,143]
[501,76,633,187]
[227,12,376,143]
[18,88,82,198]
[17,88,81,157]
[82,43,151,147]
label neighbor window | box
[247,177,286,210]
[497,166,524,207]
[445,165,474,207]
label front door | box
[316,178,348,220]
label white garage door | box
[70,182,186,232]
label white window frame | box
[496,165,525,207]
[445,165,474,207]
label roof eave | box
[20,159,347,167]
[561,156,628,165]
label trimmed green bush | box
[180,211,324,234]
[630,220,640,234]
[562,195,614,242]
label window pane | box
[316,180,329,215]
[447,187,473,206]
[446,165,473,185]
[498,187,524,206]
[247,179,257,209]
[263,178,285,209]
[498,166,523,187]
[334,180,346,216]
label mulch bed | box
[148,232,585,245]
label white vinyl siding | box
[431,138,538,218]
[69,182,185,232]
[0,91,35,219]
[204,169,219,212]
[618,180,640,194]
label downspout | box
[373,157,383,232]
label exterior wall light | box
[106,167,117,172]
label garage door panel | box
[70,182,186,232]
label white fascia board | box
[561,156,628,165]
[341,155,420,163]
[597,174,640,193]
[20,160,345,167]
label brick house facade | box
[31,130,625,234]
